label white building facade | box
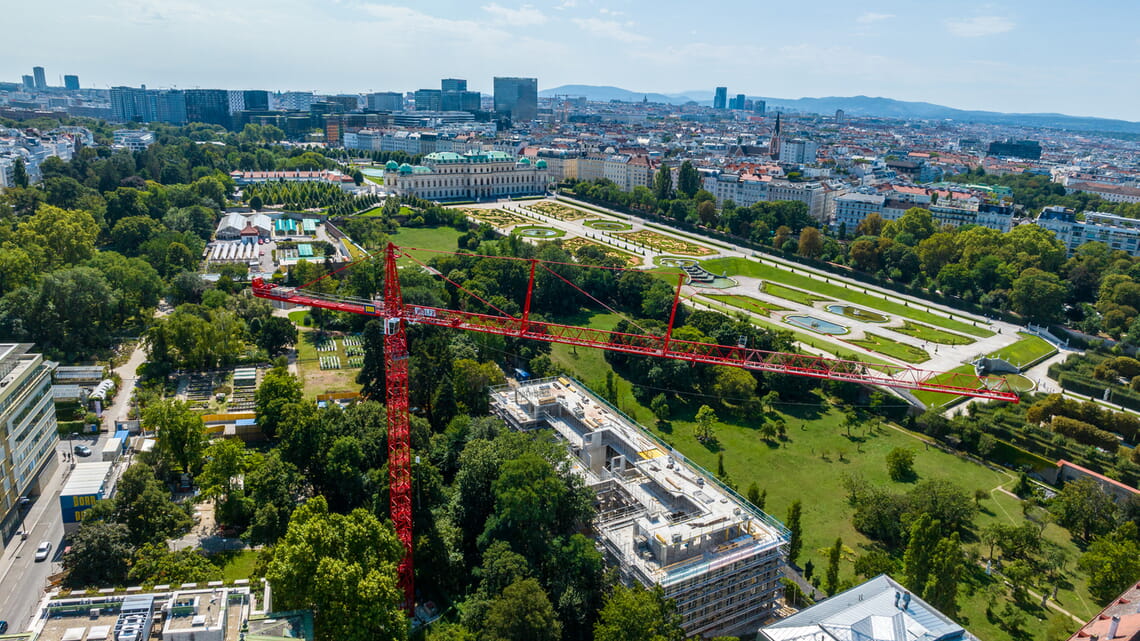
[385,150,548,201]
[0,344,58,540]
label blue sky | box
[6,0,1140,120]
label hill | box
[539,85,1140,134]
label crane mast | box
[251,242,1019,612]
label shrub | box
[1052,416,1119,451]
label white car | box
[33,541,51,562]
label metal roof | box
[60,461,114,497]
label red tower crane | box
[252,242,1019,612]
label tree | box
[921,533,963,616]
[746,483,765,510]
[593,584,684,641]
[128,543,221,585]
[63,520,132,588]
[256,315,299,355]
[697,200,717,226]
[1052,477,1118,541]
[1011,268,1068,324]
[786,500,804,565]
[797,227,823,258]
[113,463,193,545]
[650,393,671,424]
[902,514,940,592]
[250,194,263,210]
[143,400,206,474]
[825,537,843,595]
[694,404,718,444]
[255,366,303,438]
[1079,522,1140,604]
[198,439,252,527]
[854,550,896,579]
[677,161,701,198]
[856,212,884,237]
[885,448,915,482]
[653,164,673,201]
[266,496,406,641]
[16,204,99,269]
[12,157,28,188]
[481,578,562,641]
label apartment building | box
[703,172,835,222]
[0,344,58,541]
[385,150,547,201]
[491,377,788,638]
[1036,206,1140,257]
[113,129,157,151]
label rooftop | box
[60,461,114,496]
[490,377,786,586]
[761,574,978,641]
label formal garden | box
[614,229,717,256]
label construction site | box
[491,376,788,638]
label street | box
[0,330,150,632]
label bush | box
[886,447,916,481]
[1052,416,1119,451]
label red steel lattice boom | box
[251,243,1020,612]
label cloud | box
[481,3,547,26]
[945,16,1015,37]
[856,12,894,24]
[572,17,649,43]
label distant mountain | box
[539,85,1140,134]
[539,85,692,105]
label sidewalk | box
[0,457,71,589]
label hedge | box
[1052,415,1119,451]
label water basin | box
[785,314,849,335]
[360,167,385,177]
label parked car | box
[34,541,51,562]
[73,444,92,457]
[0,620,9,634]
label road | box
[0,327,153,632]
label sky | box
[6,0,1140,121]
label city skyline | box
[4,0,1140,121]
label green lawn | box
[893,320,975,346]
[846,332,930,364]
[216,549,259,582]
[911,364,977,408]
[701,294,789,316]
[389,226,465,263]
[697,299,895,370]
[703,257,993,338]
[987,333,1057,369]
[543,308,1094,638]
[295,330,362,400]
[761,281,830,306]
[288,310,313,327]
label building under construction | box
[490,376,789,638]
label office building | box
[987,138,1042,160]
[111,86,154,122]
[754,100,766,114]
[185,89,230,127]
[326,95,361,112]
[366,92,404,111]
[493,77,538,122]
[714,86,728,109]
[441,78,467,92]
[155,90,187,125]
[63,75,79,90]
[385,150,547,200]
[273,91,318,111]
[760,575,979,641]
[491,378,788,638]
[441,89,481,113]
[33,66,46,90]
[242,90,269,111]
[0,344,58,541]
[413,89,442,111]
[21,75,34,90]
[729,93,746,110]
